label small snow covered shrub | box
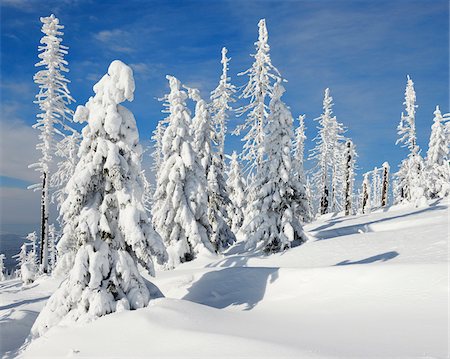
[31,60,167,338]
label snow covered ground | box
[1,199,448,358]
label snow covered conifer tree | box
[243,82,307,252]
[292,115,312,222]
[51,130,80,213]
[361,173,371,214]
[235,19,283,172]
[226,151,247,234]
[48,224,58,272]
[189,88,213,172]
[344,139,356,215]
[152,76,213,268]
[29,15,74,273]
[210,47,236,163]
[190,86,235,251]
[309,88,336,215]
[381,162,390,207]
[207,163,236,250]
[395,75,426,205]
[32,61,167,337]
[0,254,6,282]
[372,167,381,208]
[425,106,450,198]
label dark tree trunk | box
[381,163,389,207]
[40,172,48,273]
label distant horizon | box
[1,0,448,235]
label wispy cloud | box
[0,107,40,183]
[93,29,135,53]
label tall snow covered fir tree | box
[292,115,312,222]
[243,82,307,252]
[309,88,343,215]
[189,87,235,251]
[381,162,390,207]
[208,47,237,250]
[344,139,357,215]
[29,14,74,273]
[361,172,371,214]
[32,61,167,337]
[395,75,426,206]
[226,151,247,235]
[210,47,236,164]
[51,130,80,213]
[152,76,213,268]
[234,19,282,173]
[0,254,5,282]
[425,106,450,198]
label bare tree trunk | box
[40,171,49,273]
[381,162,390,207]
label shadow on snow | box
[335,251,399,266]
[311,205,446,241]
[182,267,279,310]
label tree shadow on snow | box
[0,295,50,312]
[183,267,279,310]
[0,309,39,359]
[313,205,447,241]
[335,251,399,266]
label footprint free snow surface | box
[1,199,448,358]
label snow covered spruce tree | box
[292,115,312,222]
[189,87,235,251]
[234,19,282,173]
[48,223,58,271]
[51,130,80,213]
[361,172,371,214]
[207,47,237,248]
[226,151,247,234]
[29,14,74,273]
[0,254,6,282]
[371,167,382,208]
[343,139,357,215]
[210,47,236,166]
[31,61,167,337]
[425,106,450,198]
[395,75,426,205]
[381,162,390,207]
[152,76,213,268]
[309,88,343,215]
[243,82,308,252]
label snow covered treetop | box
[93,60,135,104]
[323,88,334,114]
[40,14,64,37]
[272,80,286,100]
[257,19,269,51]
[404,75,417,118]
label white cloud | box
[0,117,40,183]
[94,29,134,53]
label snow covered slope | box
[1,199,448,358]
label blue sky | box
[0,0,448,234]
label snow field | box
[2,198,446,358]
